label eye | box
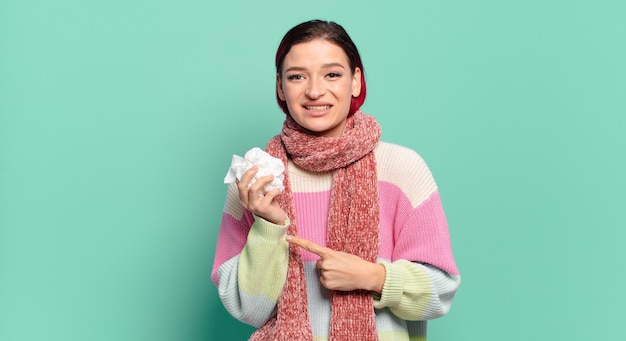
[327,72,343,79]
[286,74,304,81]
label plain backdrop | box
[1,0,625,340]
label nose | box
[305,77,326,99]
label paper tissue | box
[223,147,285,192]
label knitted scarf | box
[251,110,381,341]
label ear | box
[276,73,286,101]
[351,67,362,97]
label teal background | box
[1,0,625,340]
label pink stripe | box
[290,184,458,274]
[378,183,459,275]
[213,182,459,283]
[293,191,331,262]
[211,212,253,284]
[377,181,411,260]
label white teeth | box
[306,105,330,110]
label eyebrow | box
[284,63,347,73]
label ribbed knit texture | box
[250,111,381,341]
[212,141,461,340]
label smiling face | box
[277,39,362,138]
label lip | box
[302,102,333,117]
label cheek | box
[282,84,301,101]
[331,81,354,99]
[283,89,302,112]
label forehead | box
[283,39,350,67]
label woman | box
[212,20,460,341]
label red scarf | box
[251,110,381,341]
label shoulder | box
[373,141,430,176]
[374,141,438,208]
[374,141,424,163]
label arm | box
[286,226,460,321]
[212,167,291,327]
[373,144,461,320]
[373,260,460,320]
[372,190,460,320]
[216,215,290,327]
[286,235,386,293]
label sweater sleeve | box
[373,260,460,320]
[372,192,461,320]
[212,184,291,327]
[373,142,461,320]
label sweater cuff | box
[250,215,290,242]
[374,260,435,311]
[374,261,403,309]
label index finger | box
[238,165,258,187]
[286,236,330,257]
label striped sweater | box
[212,141,460,341]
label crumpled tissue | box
[223,147,285,192]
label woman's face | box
[277,39,361,138]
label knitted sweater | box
[212,141,461,341]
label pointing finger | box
[286,236,330,257]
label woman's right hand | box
[237,165,287,225]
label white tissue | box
[223,147,285,192]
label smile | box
[305,105,331,111]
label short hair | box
[275,20,367,115]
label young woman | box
[212,20,460,341]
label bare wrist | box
[369,263,386,294]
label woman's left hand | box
[286,235,386,293]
